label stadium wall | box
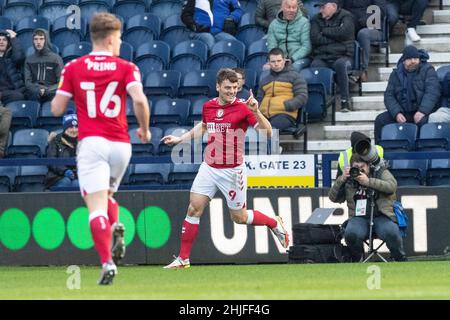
[0,187,448,265]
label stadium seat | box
[39,0,78,23]
[389,159,428,186]
[169,40,207,74]
[237,25,266,47]
[416,123,450,151]
[7,100,40,130]
[209,39,245,65]
[7,128,49,158]
[15,16,51,50]
[143,70,181,97]
[426,159,450,186]
[0,166,19,192]
[243,68,257,92]
[78,0,114,25]
[378,123,418,152]
[160,14,191,48]
[243,39,268,77]
[128,163,171,186]
[123,13,161,50]
[37,100,75,132]
[2,0,38,24]
[149,0,183,21]
[13,165,48,192]
[61,41,92,64]
[187,95,208,125]
[239,0,257,13]
[113,0,149,21]
[238,11,256,30]
[158,126,191,156]
[0,16,13,30]
[125,96,148,126]
[129,126,162,156]
[168,163,200,185]
[150,98,190,126]
[436,65,450,82]
[278,107,308,153]
[118,41,134,61]
[51,15,86,50]
[134,41,170,74]
[178,70,218,98]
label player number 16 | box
[80,81,121,118]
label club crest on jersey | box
[216,109,224,119]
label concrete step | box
[307,139,351,153]
[376,64,449,80]
[335,110,383,122]
[362,81,388,93]
[410,37,450,52]
[351,96,385,111]
[429,0,450,7]
[416,24,450,37]
[372,52,450,65]
[323,124,374,140]
[433,10,450,23]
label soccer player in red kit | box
[162,69,289,269]
[51,13,151,284]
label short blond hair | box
[90,12,122,43]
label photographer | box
[329,154,406,262]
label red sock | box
[247,210,277,229]
[89,210,112,265]
[107,197,119,226]
[179,216,200,260]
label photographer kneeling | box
[329,154,406,262]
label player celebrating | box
[162,68,289,269]
[51,13,151,284]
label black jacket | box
[44,133,77,189]
[0,30,25,95]
[343,0,386,33]
[310,8,355,62]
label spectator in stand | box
[267,0,311,72]
[233,68,251,100]
[310,0,355,112]
[374,45,441,143]
[44,113,79,190]
[342,0,386,82]
[0,29,26,104]
[181,0,243,50]
[386,0,427,42]
[255,0,306,31]
[24,29,63,103]
[257,48,308,130]
[428,69,450,123]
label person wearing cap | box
[24,28,63,103]
[374,45,441,143]
[310,0,355,112]
[44,114,79,190]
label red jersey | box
[203,97,258,169]
[57,52,142,142]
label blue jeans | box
[386,0,428,29]
[269,114,297,130]
[357,28,383,70]
[53,177,79,189]
[344,215,406,261]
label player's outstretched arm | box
[51,94,70,117]
[245,90,272,138]
[161,122,206,146]
[128,84,151,143]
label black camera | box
[354,139,379,165]
[349,167,361,178]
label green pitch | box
[0,261,449,299]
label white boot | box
[406,28,421,42]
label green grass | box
[1,261,450,299]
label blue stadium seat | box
[7,100,40,130]
[238,11,256,30]
[160,14,191,48]
[426,159,450,186]
[237,25,266,47]
[7,128,49,158]
[123,13,161,50]
[151,98,190,126]
[168,163,200,185]
[378,123,418,152]
[437,65,450,82]
[51,15,86,49]
[0,16,13,30]
[209,39,245,65]
[158,126,191,156]
[389,159,428,186]
[37,100,75,131]
[0,165,19,192]
[243,39,268,77]
[125,96,150,126]
[179,70,217,98]
[243,68,257,92]
[187,95,208,125]
[113,0,149,21]
[78,0,114,25]
[119,41,134,61]
[149,0,182,21]
[143,70,181,97]
[416,123,450,151]
[134,41,170,74]
[3,0,38,24]
[128,163,171,186]
[39,0,78,23]
[169,40,207,74]
[15,16,51,51]
[128,126,162,156]
[61,41,92,64]
[13,165,48,192]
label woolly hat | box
[402,45,420,60]
[62,113,78,131]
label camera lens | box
[350,167,360,178]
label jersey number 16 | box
[81,81,121,118]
